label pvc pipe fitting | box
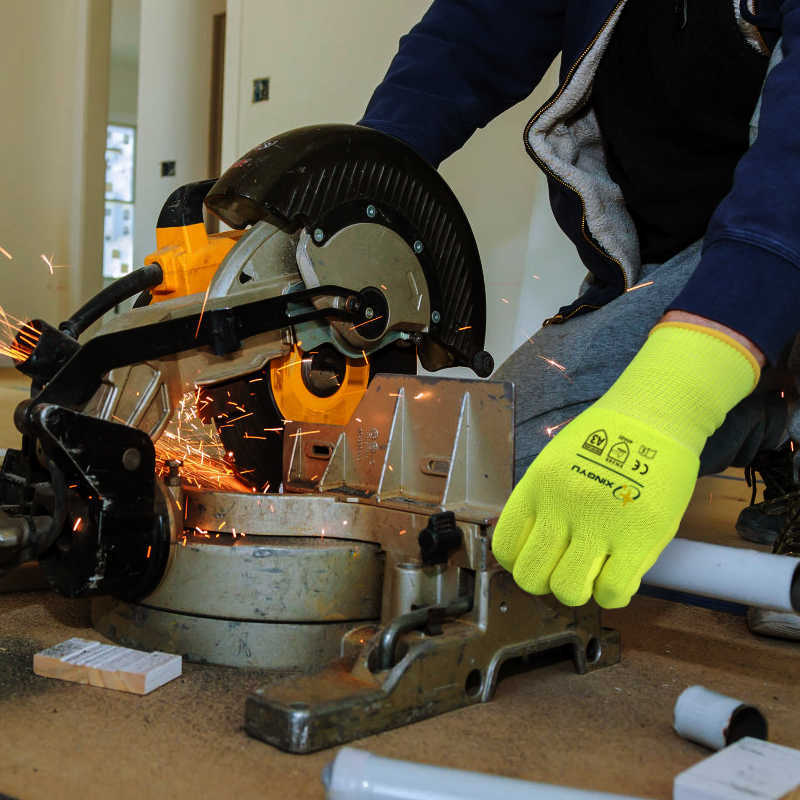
[322,746,647,800]
[673,685,767,751]
[643,538,800,613]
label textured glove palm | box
[492,322,760,609]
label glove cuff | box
[595,321,760,454]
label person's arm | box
[660,311,766,367]
[359,0,566,166]
[666,3,800,367]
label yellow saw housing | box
[269,345,369,427]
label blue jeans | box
[493,239,791,483]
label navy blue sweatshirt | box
[360,0,800,366]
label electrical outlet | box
[253,77,270,103]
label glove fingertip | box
[512,563,551,596]
[491,515,534,569]
[551,582,593,608]
[593,577,639,609]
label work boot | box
[736,441,800,546]
[747,491,800,641]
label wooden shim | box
[674,737,800,800]
[33,637,182,695]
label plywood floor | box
[0,369,797,800]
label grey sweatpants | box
[493,239,791,483]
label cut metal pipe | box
[673,685,767,751]
[643,538,800,613]
[323,747,647,800]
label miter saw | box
[0,124,618,752]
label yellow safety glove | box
[492,321,760,609]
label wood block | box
[33,637,181,695]
[674,737,800,800]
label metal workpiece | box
[245,567,619,753]
[284,375,514,523]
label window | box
[102,124,135,279]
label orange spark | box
[536,354,567,373]
[288,429,321,438]
[626,281,654,293]
[350,315,385,331]
[221,411,255,429]
[154,390,247,492]
[0,310,40,363]
[146,545,152,559]
[500,298,510,304]
[545,417,574,438]
[194,282,212,338]
[0,246,11,260]
[73,517,82,532]
[535,354,572,382]
[398,529,407,536]
[40,253,54,274]
[457,325,472,332]
[362,349,369,368]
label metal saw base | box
[245,570,620,753]
[91,597,364,670]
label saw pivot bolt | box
[366,205,377,219]
[431,311,441,324]
[418,511,462,566]
[413,240,424,254]
[121,447,142,472]
[313,228,325,243]
[344,296,362,315]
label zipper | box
[523,0,629,290]
[751,0,770,55]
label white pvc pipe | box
[323,747,649,800]
[643,538,800,613]
[673,686,767,751]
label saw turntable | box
[0,125,619,752]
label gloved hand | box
[492,321,760,608]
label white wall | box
[0,0,109,330]
[108,0,141,126]
[108,60,139,127]
[222,0,584,373]
[134,0,225,267]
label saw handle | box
[58,263,164,339]
[156,178,217,228]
